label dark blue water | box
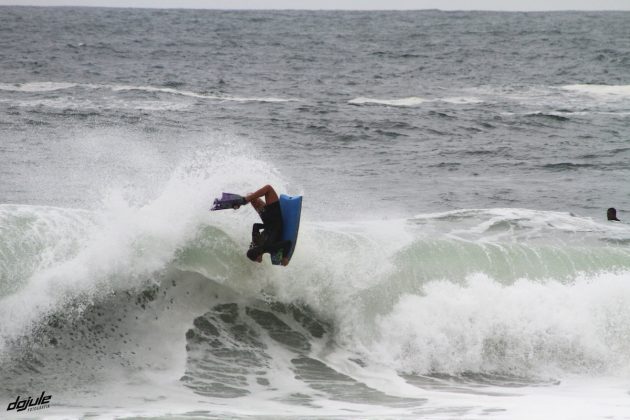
[1,8,629,218]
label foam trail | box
[348,96,483,106]
[111,84,296,102]
[0,82,78,92]
[562,84,630,97]
[0,81,297,103]
[349,97,430,106]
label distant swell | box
[540,162,597,171]
[525,112,570,122]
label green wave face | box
[2,204,630,381]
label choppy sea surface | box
[1,7,630,419]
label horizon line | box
[1,4,629,11]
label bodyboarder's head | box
[247,248,263,263]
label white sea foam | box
[370,272,630,377]
[410,207,624,238]
[562,84,630,97]
[0,97,192,111]
[440,96,484,104]
[0,147,288,347]
[349,96,430,106]
[464,84,630,114]
[0,82,78,92]
[0,81,296,103]
[111,84,295,103]
[348,96,483,107]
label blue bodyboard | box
[271,194,302,265]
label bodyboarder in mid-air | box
[211,184,292,266]
[242,185,291,266]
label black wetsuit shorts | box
[248,201,291,259]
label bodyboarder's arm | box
[245,185,279,208]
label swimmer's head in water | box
[607,208,620,221]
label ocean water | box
[1,7,630,419]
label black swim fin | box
[211,192,247,211]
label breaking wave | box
[1,153,630,407]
